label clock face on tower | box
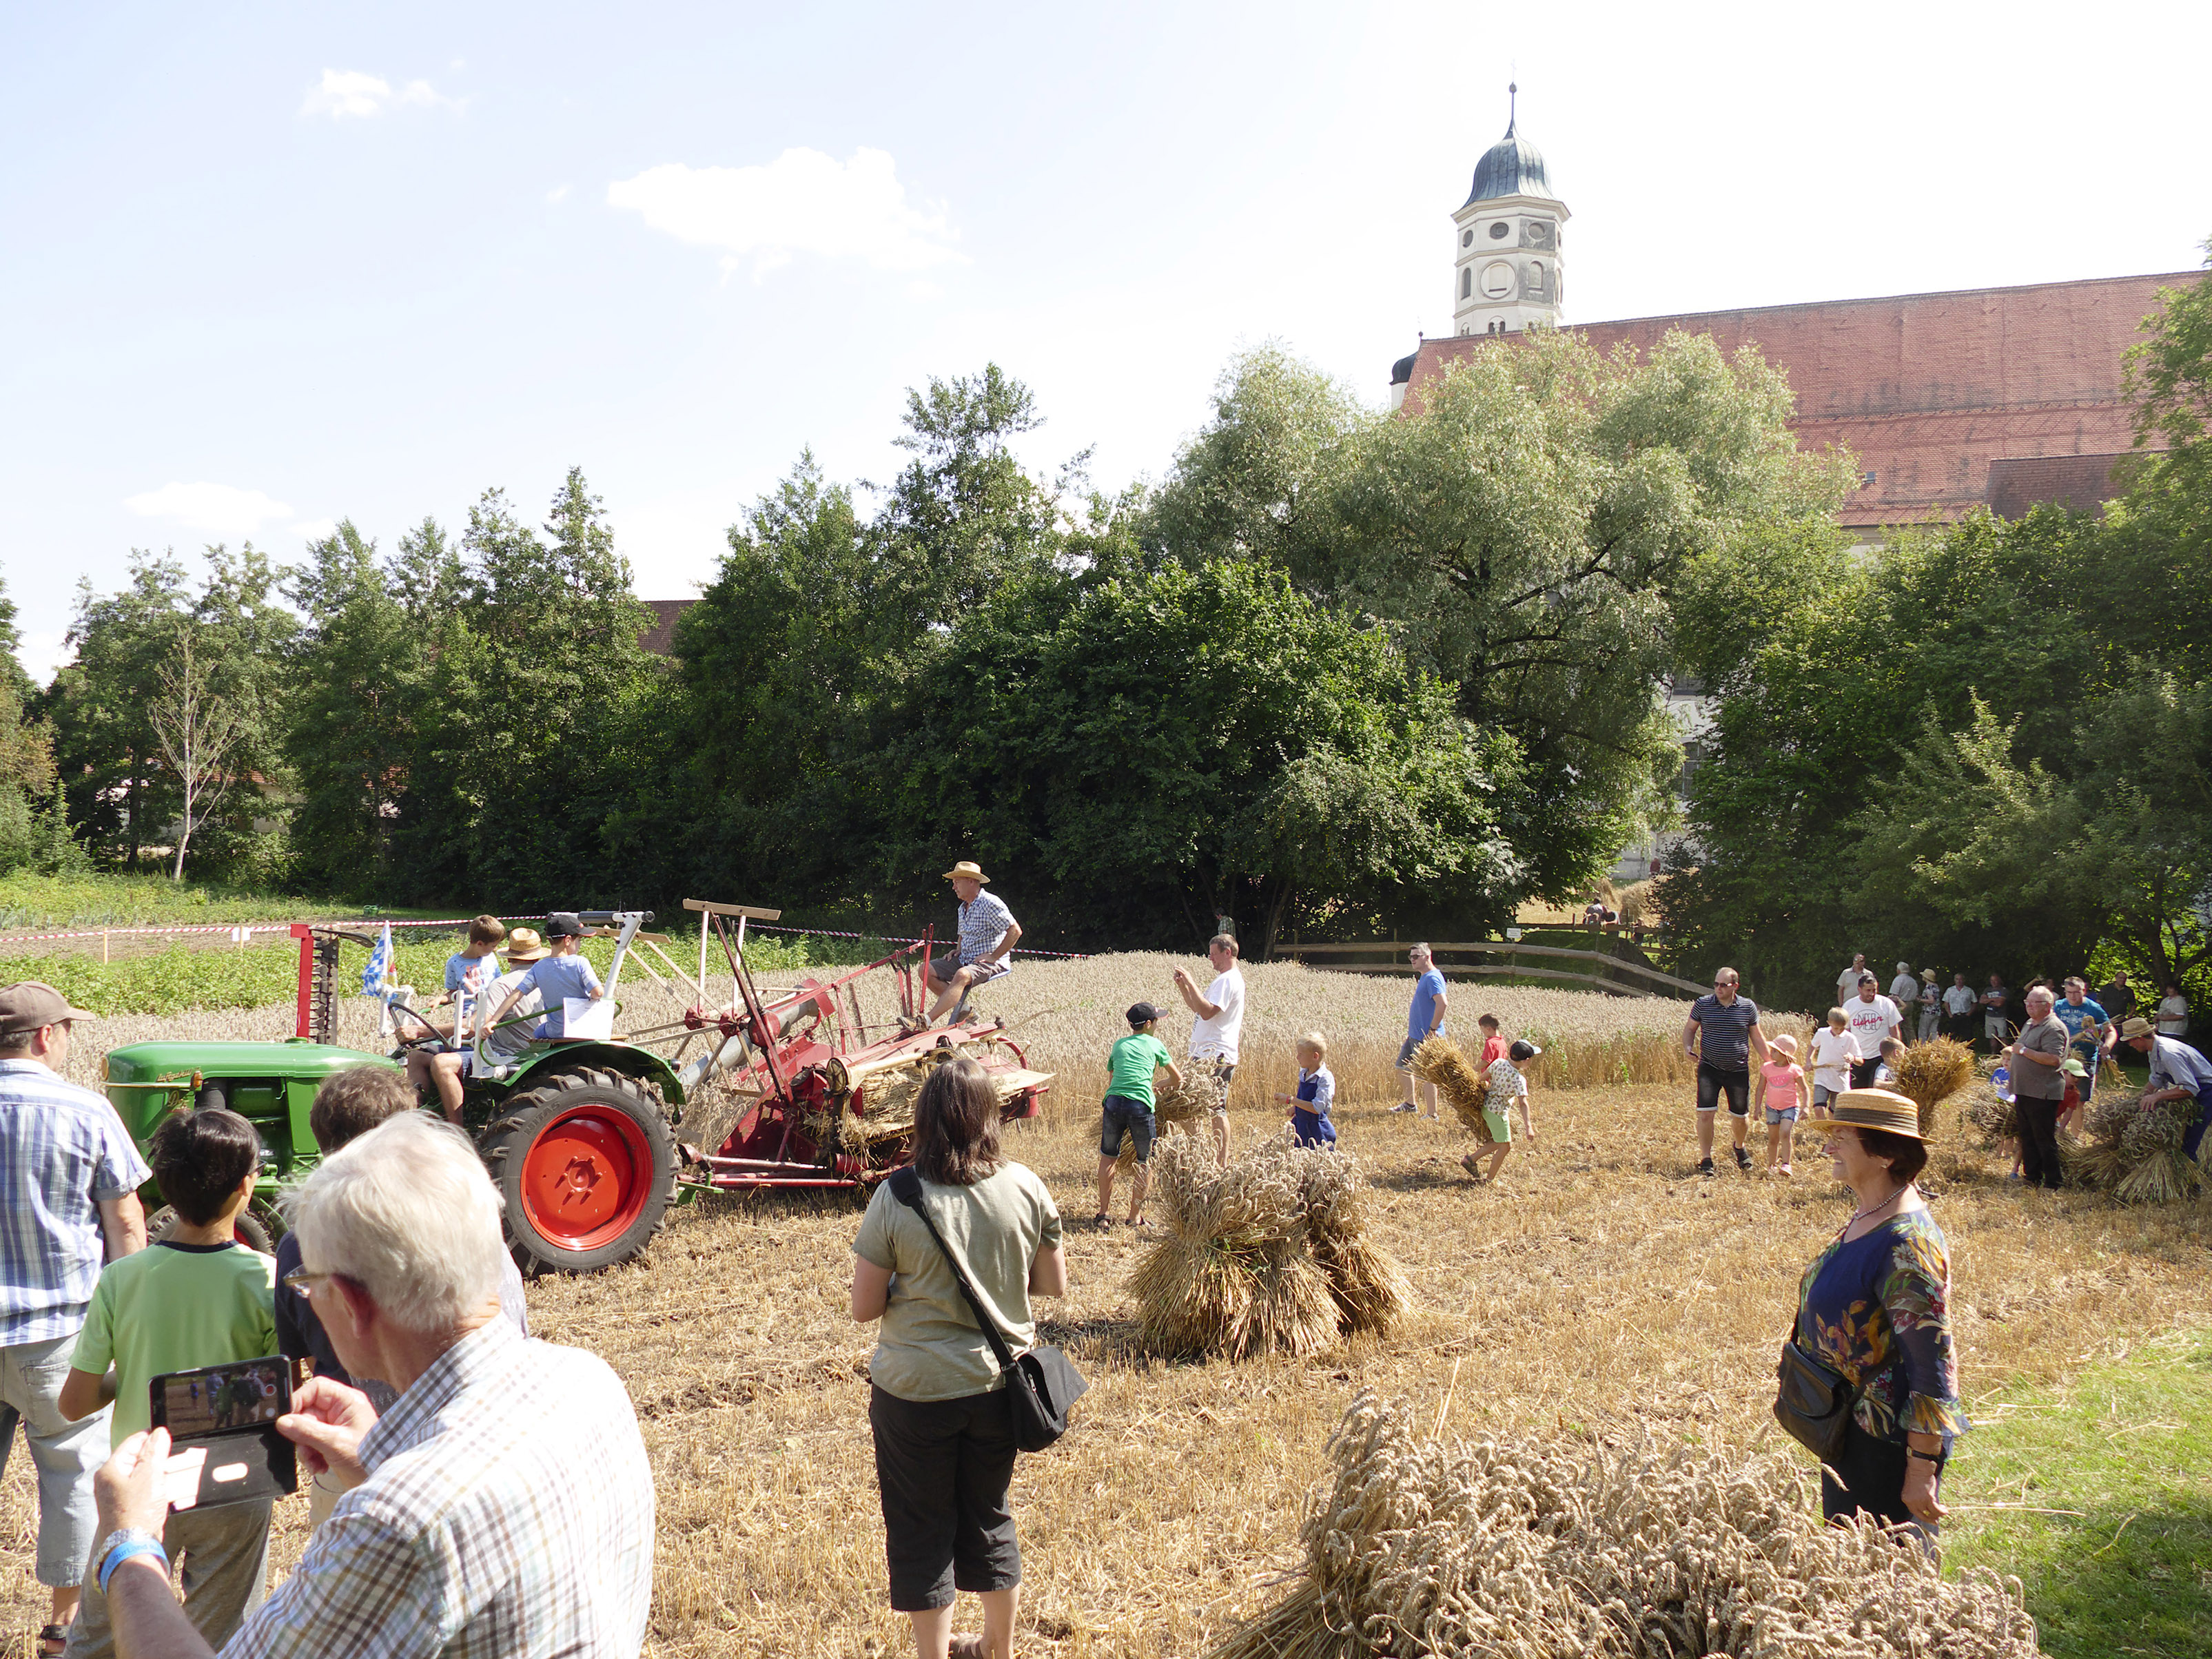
[1522,220,1556,249]
[1479,262,1515,300]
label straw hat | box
[503,927,549,963]
[941,861,990,883]
[2120,1015,2158,1041]
[1806,1087,1923,1141]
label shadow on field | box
[2008,1497,2212,1659]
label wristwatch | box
[94,1527,169,1593]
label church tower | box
[1449,85,1568,338]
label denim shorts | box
[1100,1095,1156,1162]
[1764,1105,1800,1125]
[1395,1032,1441,1070]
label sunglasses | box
[280,1265,336,1302]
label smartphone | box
[147,1358,297,1509]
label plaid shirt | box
[0,1059,150,1346]
[225,1318,653,1658]
[956,890,1016,969]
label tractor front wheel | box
[481,1067,677,1275]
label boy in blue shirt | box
[429,914,507,1038]
[1094,1002,1182,1228]
[1275,1031,1337,1148]
[484,913,603,1042]
[58,1110,277,1659]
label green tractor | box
[100,912,683,1274]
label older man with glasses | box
[85,1114,651,1659]
[1681,968,1772,1178]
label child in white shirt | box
[1808,1008,1860,1111]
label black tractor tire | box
[480,1066,678,1275]
[148,1204,277,1255]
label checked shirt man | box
[921,863,1022,1027]
[0,982,149,1658]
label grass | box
[1947,1326,2212,1658]
[1,956,2204,1656]
[0,870,385,931]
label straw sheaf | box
[1129,1132,1414,1359]
[1890,1037,1976,1137]
[1407,1034,1495,1144]
[2061,1088,2205,1204]
[1205,1392,2041,1659]
[1109,1061,1230,1175]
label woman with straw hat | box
[1790,1090,1964,1536]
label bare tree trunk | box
[150,630,242,883]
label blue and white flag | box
[362,922,397,1033]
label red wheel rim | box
[518,1106,652,1252]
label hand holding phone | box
[147,1359,296,1508]
[279,1375,378,1492]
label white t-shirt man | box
[1846,993,1903,1063]
[1808,1027,1860,1096]
[1189,965,1246,1065]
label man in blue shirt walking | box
[1391,944,1450,1117]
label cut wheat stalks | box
[1407,1034,1493,1144]
[1205,1391,2041,1659]
[2061,1089,2204,1204]
[1892,1037,1976,1137]
[1129,1131,1414,1357]
[1108,1062,1231,1174]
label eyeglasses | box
[281,1265,335,1302]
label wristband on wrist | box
[96,1528,169,1594]
[1905,1445,1947,1471]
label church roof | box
[1465,89,1554,206]
[1395,270,2194,528]
[1389,351,1419,387]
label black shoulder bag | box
[1773,1312,1856,1463]
[888,1168,1087,1452]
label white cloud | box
[300,69,456,119]
[124,482,296,538]
[546,184,569,204]
[289,518,338,543]
[606,148,963,281]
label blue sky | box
[5,1,2207,681]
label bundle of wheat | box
[1892,1036,1976,1135]
[2062,1088,2204,1204]
[1205,1392,2040,1659]
[1128,1132,1413,1358]
[1407,1034,1493,1144]
[1962,1079,2018,1146]
[1108,1061,1231,1174]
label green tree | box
[48,554,190,865]
[886,559,1520,953]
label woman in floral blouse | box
[1796,1088,1965,1532]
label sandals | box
[38,1625,68,1658]
[947,1638,991,1659]
[1092,1213,1113,1228]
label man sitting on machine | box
[405,929,549,1122]
[918,863,1021,1027]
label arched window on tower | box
[1460,267,1472,300]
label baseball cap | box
[544,912,585,939]
[0,982,96,1035]
[1126,1001,1163,1027]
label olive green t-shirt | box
[1105,1032,1173,1106]
[72,1240,278,1446]
[852,1162,1063,1402]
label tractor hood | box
[103,1040,396,1086]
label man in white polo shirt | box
[1171,936,1245,1168]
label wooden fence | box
[1279,938,1705,1000]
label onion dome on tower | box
[1448,83,1568,341]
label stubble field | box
[3,952,2206,1657]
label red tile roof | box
[1399,271,2194,527]
[637,598,695,656]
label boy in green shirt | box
[1094,1001,1183,1228]
[57,1110,277,1659]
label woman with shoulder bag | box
[1790,1089,1965,1536]
[851,1058,1067,1659]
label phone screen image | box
[158,1360,288,1441]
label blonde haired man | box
[1171,936,1245,1166]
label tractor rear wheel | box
[480,1066,677,1275]
[149,1204,276,1255]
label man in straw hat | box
[406,929,550,1122]
[1681,967,1772,1177]
[2117,1015,2212,1162]
[0,984,150,1656]
[921,863,1022,1027]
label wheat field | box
[1,954,2200,1657]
